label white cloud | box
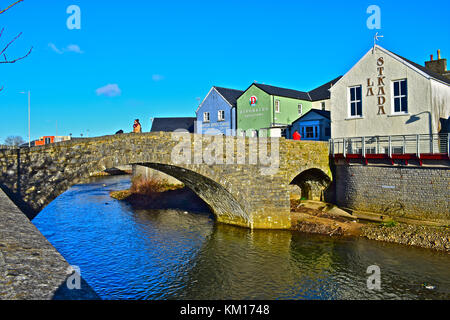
[152,74,164,81]
[96,84,122,97]
[49,43,63,54]
[48,43,84,54]
[66,44,84,54]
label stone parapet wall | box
[0,188,99,299]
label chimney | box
[425,49,448,78]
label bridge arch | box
[5,159,250,227]
[136,163,250,225]
[289,168,331,201]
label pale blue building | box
[196,86,243,135]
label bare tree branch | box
[0,31,22,55]
[0,0,24,15]
[1,46,32,63]
[1,0,31,91]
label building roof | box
[387,49,450,85]
[151,117,196,133]
[214,86,244,107]
[290,109,331,125]
[332,45,450,89]
[308,76,343,101]
[253,83,311,101]
[239,76,342,102]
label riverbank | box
[361,223,449,252]
[290,199,450,252]
[290,199,362,237]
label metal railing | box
[329,133,450,158]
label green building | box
[237,77,341,137]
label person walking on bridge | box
[133,119,142,133]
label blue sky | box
[1,0,449,142]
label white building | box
[330,45,450,139]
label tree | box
[4,135,25,146]
[0,0,33,92]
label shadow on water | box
[52,275,101,300]
[33,175,450,300]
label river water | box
[32,175,450,300]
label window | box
[44,137,51,144]
[321,102,326,111]
[218,110,225,121]
[203,112,210,122]
[298,104,303,115]
[302,126,320,139]
[305,126,314,138]
[275,100,280,113]
[349,85,362,117]
[392,79,407,113]
[325,127,331,137]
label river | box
[32,175,450,300]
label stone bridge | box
[0,132,330,229]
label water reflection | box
[33,176,450,300]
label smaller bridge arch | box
[289,168,331,201]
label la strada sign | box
[366,56,386,115]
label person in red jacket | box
[293,130,301,141]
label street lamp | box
[19,90,31,147]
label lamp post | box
[19,90,31,147]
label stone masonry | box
[0,132,330,229]
[0,188,99,299]
[334,163,450,224]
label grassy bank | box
[110,175,184,201]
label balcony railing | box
[329,133,450,164]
